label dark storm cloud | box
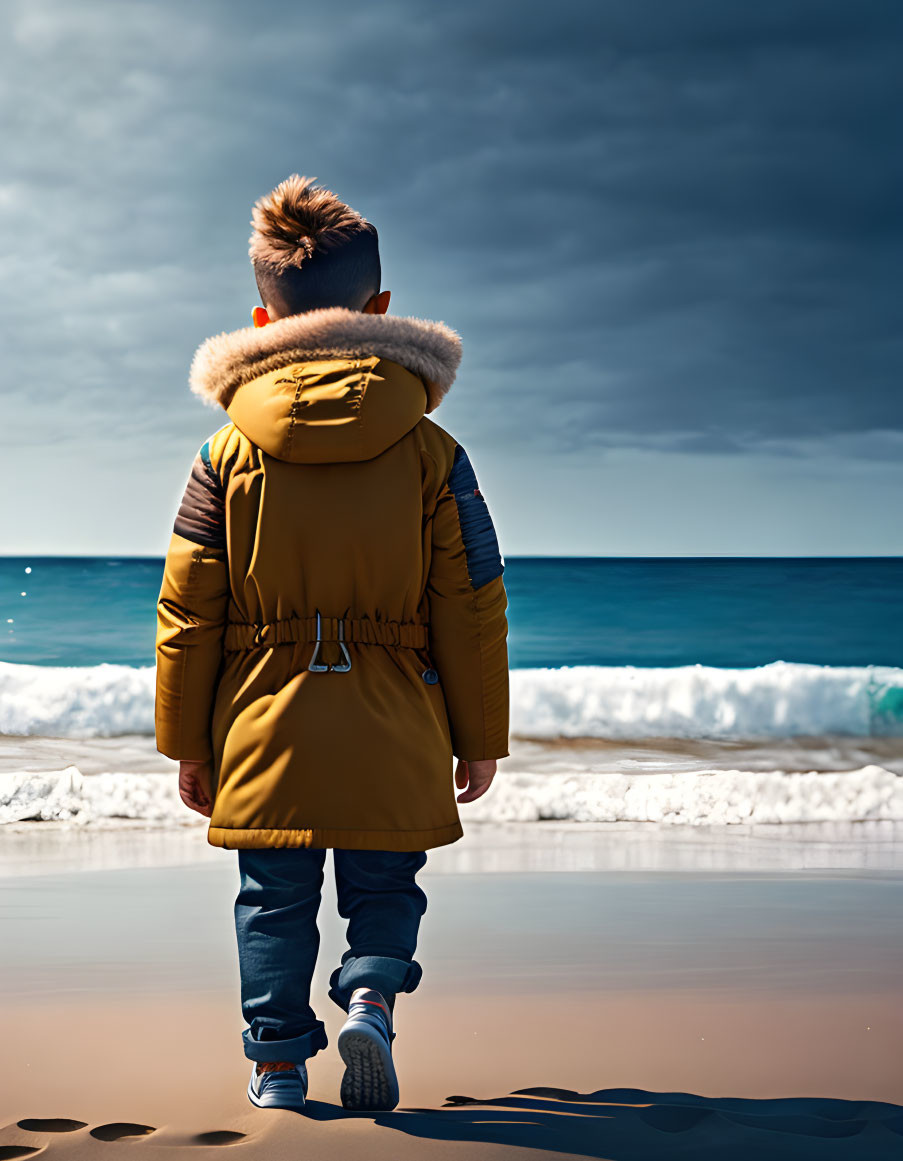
[1,0,900,462]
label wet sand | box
[3,731,902,778]
[0,825,901,1158]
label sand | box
[0,823,901,1159]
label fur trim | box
[189,307,461,413]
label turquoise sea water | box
[1,555,901,669]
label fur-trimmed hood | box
[189,307,461,414]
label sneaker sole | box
[338,1023,399,1111]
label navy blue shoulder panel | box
[199,440,218,483]
[447,444,504,589]
[173,440,226,550]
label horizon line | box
[1,553,901,563]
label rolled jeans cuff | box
[328,955,423,1011]
[242,1022,328,1064]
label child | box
[154,175,509,1112]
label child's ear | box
[251,306,270,328]
[362,290,391,315]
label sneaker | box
[337,988,399,1111]
[247,1062,308,1111]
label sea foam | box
[0,661,154,738]
[1,658,901,741]
[1,764,900,827]
[463,766,903,825]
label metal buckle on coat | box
[308,611,352,674]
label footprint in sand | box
[6,1120,245,1149]
[89,1124,246,1145]
[15,1121,86,1134]
[190,1132,246,1146]
[0,1120,88,1159]
[89,1124,156,1142]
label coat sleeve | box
[154,441,230,762]
[426,444,509,761]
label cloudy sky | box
[2,0,900,556]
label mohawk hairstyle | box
[249,175,381,316]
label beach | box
[1,820,901,1160]
[2,555,903,1156]
[3,0,902,1142]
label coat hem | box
[206,820,463,851]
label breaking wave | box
[1,659,901,741]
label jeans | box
[234,847,428,1064]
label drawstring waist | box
[224,614,429,655]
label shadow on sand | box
[306,1085,903,1160]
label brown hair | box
[249,175,380,316]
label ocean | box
[4,554,903,670]
[1,555,902,828]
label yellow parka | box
[155,308,509,851]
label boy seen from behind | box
[154,175,509,1112]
